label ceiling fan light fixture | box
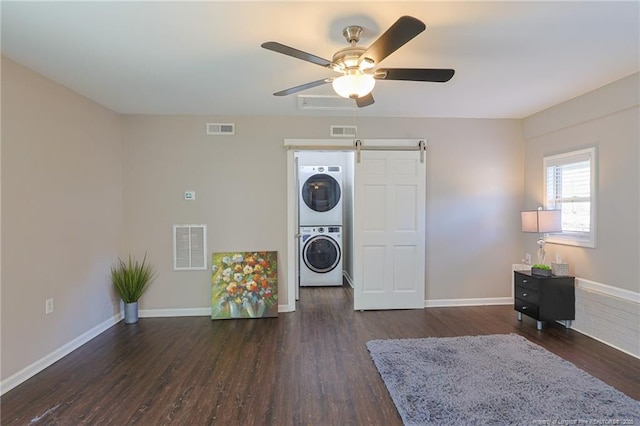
[359,58,375,70]
[332,73,376,99]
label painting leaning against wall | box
[211,251,278,319]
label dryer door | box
[301,173,341,213]
[303,236,341,273]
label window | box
[544,147,596,248]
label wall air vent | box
[330,125,358,138]
[173,225,207,270]
[297,95,354,110]
[206,123,235,135]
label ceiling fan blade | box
[359,16,426,65]
[273,78,332,96]
[356,93,375,108]
[375,68,455,82]
[261,42,333,68]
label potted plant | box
[531,263,552,277]
[111,254,156,324]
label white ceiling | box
[2,1,638,119]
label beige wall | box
[422,119,525,300]
[122,115,525,309]
[1,58,123,381]
[522,73,640,292]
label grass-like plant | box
[532,264,551,270]
[111,254,156,303]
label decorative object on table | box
[531,263,552,277]
[111,253,156,324]
[551,261,570,276]
[521,207,562,264]
[367,334,640,425]
[211,251,278,320]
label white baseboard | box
[139,307,211,317]
[278,303,294,313]
[425,297,512,308]
[0,313,123,396]
[343,271,354,288]
[570,325,640,360]
[139,306,295,316]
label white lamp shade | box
[521,210,562,233]
[521,211,539,232]
[538,210,562,233]
[332,73,375,99]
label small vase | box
[245,301,266,318]
[229,302,241,318]
[124,302,138,324]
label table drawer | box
[515,299,539,319]
[515,274,539,291]
[514,286,539,305]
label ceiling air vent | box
[330,125,357,138]
[297,95,354,110]
[206,123,235,135]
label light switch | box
[184,191,195,201]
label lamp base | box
[537,238,546,265]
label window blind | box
[544,147,596,247]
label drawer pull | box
[521,306,527,310]
[523,280,528,283]
[522,293,528,297]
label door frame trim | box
[284,138,425,312]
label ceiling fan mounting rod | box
[343,25,363,45]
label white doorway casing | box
[285,139,426,311]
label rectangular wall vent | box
[206,123,235,135]
[173,224,207,270]
[330,125,358,138]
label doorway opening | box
[285,139,427,312]
[295,151,355,298]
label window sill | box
[546,235,595,249]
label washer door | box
[303,235,341,273]
[301,173,341,212]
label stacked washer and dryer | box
[299,165,344,287]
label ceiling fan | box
[261,16,455,108]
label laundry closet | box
[286,138,426,311]
[296,151,355,288]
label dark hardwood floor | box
[3,285,639,425]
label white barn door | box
[353,149,426,310]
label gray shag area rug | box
[367,333,640,425]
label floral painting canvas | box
[211,251,278,319]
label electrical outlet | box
[524,253,532,265]
[46,298,54,315]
